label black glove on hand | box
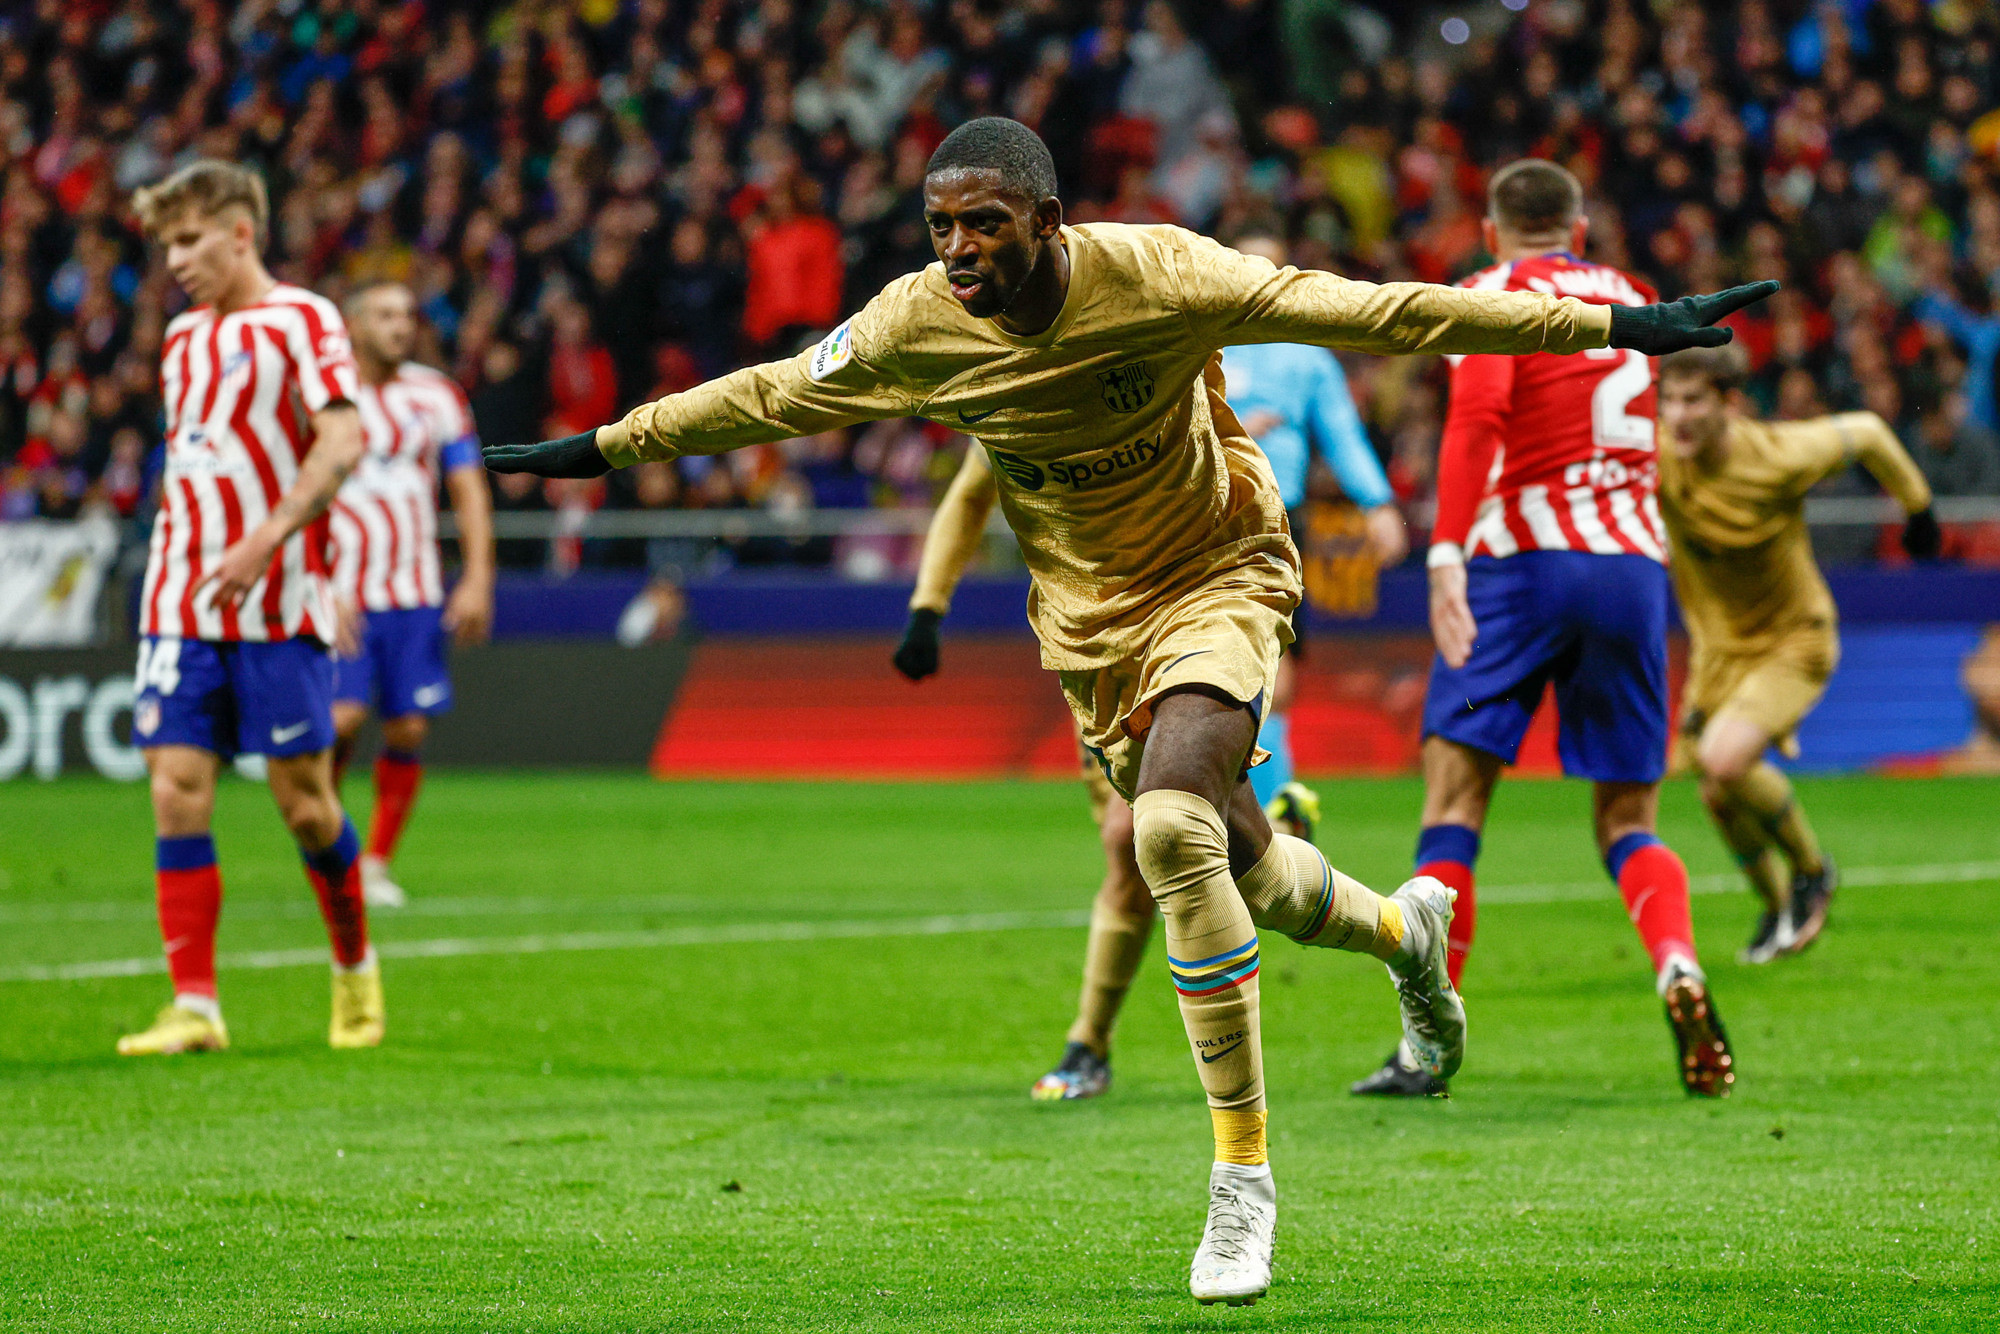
[1902,506,1943,560]
[892,608,943,681]
[482,431,612,479]
[1607,281,1781,356]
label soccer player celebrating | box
[120,161,384,1056]
[1354,160,1735,1101]
[327,281,495,909]
[1219,229,1410,840]
[893,446,1153,1104]
[1654,346,1936,960]
[488,119,1770,1304]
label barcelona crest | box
[1097,362,1154,414]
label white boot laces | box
[1201,1182,1259,1265]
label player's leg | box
[1557,552,1731,1095]
[1229,775,1463,1082]
[359,713,429,908]
[360,606,454,907]
[1417,737,1499,989]
[1135,686,1460,1303]
[1351,735,1497,1096]
[1692,713,1799,961]
[1697,702,1835,954]
[1351,551,1562,1095]
[329,626,374,789]
[238,638,384,1048]
[1034,779,1156,1101]
[1250,649,1317,841]
[121,637,236,1055]
[119,744,231,1055]
[331,702,369,788]
[1129,686,1276,1305]
[1593,780,1732,1096]
[267,749,385,1048]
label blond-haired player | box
[1656,346,1938,960]
[488,117,1773,1306]
[119,160,383,1056]
[892,446,1153,1103]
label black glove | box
[1902,506,1943,560]
[482,431,612,479]
[892,608,942,681]
[1607,281,1781,355]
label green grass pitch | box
[2,772,1996,1331]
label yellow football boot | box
[117,1004,229,1056]
[329,963,385,1049]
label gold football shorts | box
[1059,576,1293,800]
[1677,626,1838,765]
[1079,729,1120,825]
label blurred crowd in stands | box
[3,0,1999,575]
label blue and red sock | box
[301,818,370,967]
[157,834,222,1002]
[1606,832,1695,974]
[367,748,423,863]
[1415,824,1480,988]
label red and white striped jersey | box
[141,284,360,642]
[329,363,478,610]
[1433,254,1667,563]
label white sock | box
[333,947,379,976]
[1211,1159,1274,1185]
[1655,950,1703,995]
[174,992,222,1022]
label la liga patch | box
[808,321,853,381]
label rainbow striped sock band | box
[1167,938,1261,997]
[1288,846,1338,945]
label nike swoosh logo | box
[1162,649,1212,674]
[1199,1039,1245,1064]
[270,721,312,744]
[958,408,999,424]
[413,684,447,706]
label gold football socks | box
[1733,761,1825,877]
[1131,789,1266,1165]
[1703,787,1790,909]
[1064,895,1153,1056]
[1236,833,1406,961]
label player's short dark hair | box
[1487,159,1583,235]
[343,279,411,318]
[925,117,1059,202]
[1659,344,1749,394]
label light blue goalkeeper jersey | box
[1218,342,1391,510]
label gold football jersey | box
[607,223,1613,668]
[1657,412,1930,653]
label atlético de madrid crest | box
[1097,362,1154,414]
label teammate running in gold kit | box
[894,445,1154,1103]
[488,118,1774,1306]
[1656,347,1938,961]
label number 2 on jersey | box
[1587,347,1655,451]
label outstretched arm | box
[1174,231,1775,359]
[895,447,999,682]
[1788,412,1939,557]
[487,301,917,478]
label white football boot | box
[1385,876,1466,1080]
[359,854,407,909]
[1189,1161,1276,1306]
